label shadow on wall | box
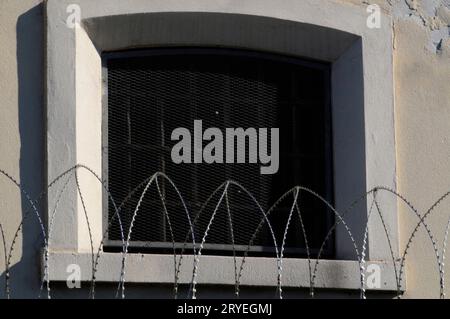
[0,3,45,299]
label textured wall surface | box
[347,0,450,299]
[0,0,45,298]
[0,0,449,298]
[390,0,450,299]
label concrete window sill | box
[44,251,403,292]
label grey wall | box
[0,0,44,299]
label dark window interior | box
[104,48,334,257]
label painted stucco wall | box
[0,0,45,299]
[393,0,450,299]
[0,0,449,298]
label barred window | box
[104,48,334,258]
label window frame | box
[45,0,401,292]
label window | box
[45,1,399,290]
[104,48,334,257]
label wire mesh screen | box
[105,48,333,256]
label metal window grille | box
[103,48,334,257]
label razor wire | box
[0,165,449,299]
